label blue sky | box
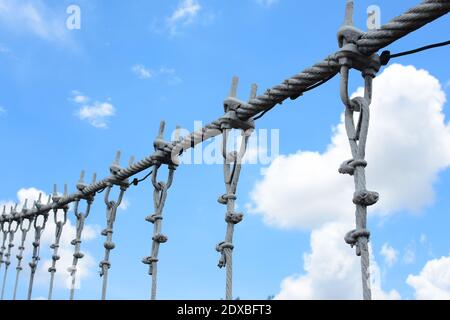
[0,0,449,300]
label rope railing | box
[0,0,448,300]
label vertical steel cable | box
[27,194,50,300]
[13,201,33,300]
[47,184,69,300]
[1,206,19,300]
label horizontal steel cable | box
[0,0,448,222]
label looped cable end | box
[345,228,371,256]
[216,241,234,253]
[215,241,234,268]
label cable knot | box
[218,194,237,205]
[215,241,234,268]
[225,212,244,224]
[101,228,113,236]
[145,213,162,224]
[71,239,81,246]
[152,234,168,244]
[103,241,116,250]
[99,260,111,273]
[220,97,255,131]
[339,159,368,176]
[73,251,84,259]
[142,256,158,265]
[345,228,371,256]
[353,190,379,206]
[52,254,60,261]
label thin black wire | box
[381,40,450,65]
[130,170,153,187]
[253,74,337,121]
[254,40,450,121]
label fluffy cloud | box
[403,246,416,265]
[407,256,450,299]
[380,243,398,267]
[71,92,116,129]
[71,91,89,104]
[77,102,115,128]
[118,198,129,211]
[131,65,182,85]
[275,222,400,300]
[0,0,69,42]
[249,64,450,230]
[166,0,201,35]
[0,188,98,298]
[132,64,153,79]
[249,64,449,300]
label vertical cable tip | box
[114,151,122,165]
[23,199,28,209]
[344,0,354,26]
[53,184,58,195]
[174,125,181,141]
[64,184,68,196]
[250,83,258,100]
[79,170,85,182]
[92,172,97,183]
[229,76,239,98]
[38,193,42,202]
[158,120,166,138]
[129,156,135,166]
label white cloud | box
[132,65,182,85]
[71,92,116,129]
[380,243,398,267]
[0,0,69,42]
[1,188,98,297]
[249,64,450,230]
[132,64,153,79]
[119,198,129,211]
[420,234,427,245]
[407,255,450,299]
[77,102,115,128]
[255,0,279,7]
[166,0,201,35]
[403,246,416,265]
[249,64,450,300]
[275,222,400,300]
[71,91,90,104]
[0,106,5,115]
